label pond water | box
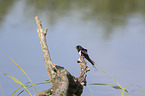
[0,0,145,96]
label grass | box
[0,72,32,96]
[9,57,38,93]
[12,80,50,96]
[0,58,145,96]
[91,64,145,96]
[97,65,128,96]
[0,57,47,96]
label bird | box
[76,45,98,71]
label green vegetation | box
[91,64,145,96]
[9,57,38,94]
[12,80,50,96]
[0,58,145,96]
[0,58,50,96]
[0,72,32,96]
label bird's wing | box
[81,50,88,56]
[82,48,87,52]
[81,50,95,65]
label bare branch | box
[35,16,55,85]
[34,16,90,96]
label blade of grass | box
[131,84,145,94]
[0,72,32,96]
[90,83,125,91]
[121,84,131,96]
[97,65,123,89]
[137,90,145,94]
[9,57,38,93]
[90,83,114,86]
[0,83,4,96]
[21,81,50,95]
[17,90,24,96]
[26,81,50,88]
[112,85,122,89]
[11,86,23,96]
[12,80,50,96]
[11,82,31,96]
[96,65,128,95]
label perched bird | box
[76,45,98,71]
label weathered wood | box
[34,16,90,96]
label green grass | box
[0,72,32,96]
[12,80,50,96]
[0,72,50,96]
[97,65,128,96]
[9,57,38,93]
[0,57,38,96]
[0,57,51,96]
[1,58,145,96]
[91,64,145,96]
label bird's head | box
[76,45,82,51]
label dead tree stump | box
[34,16,90,96]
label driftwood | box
[34,16,90,96]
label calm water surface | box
[0,0,145,96]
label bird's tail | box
[93,65,98,72]
[88,58,95,65]
[89,59,98,72]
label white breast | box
[78,51,82,56]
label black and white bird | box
[76,45,98,71]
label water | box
[0,0,145,96]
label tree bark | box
[34,16,90,96]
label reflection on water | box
[0,0,16,25]
[0,0,145,39]
[0,0,145,96]
[0,0,145,26]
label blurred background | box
[0,0,145,96]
